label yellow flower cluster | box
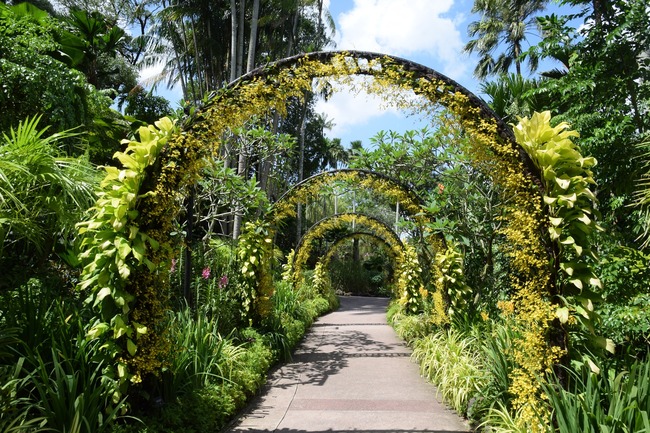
[81,52,572,424]
[292,213,404,283]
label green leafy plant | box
[543,360,650,433]
[235,221,274,320]
[434,242,473,325]
[514,111,612,359]
[160,307,241,403]
[411,328,486,416]
[77,117,177,391]
[25,346,126,433]
[0,116,97,273]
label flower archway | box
[271,169,430,226]
[320,231,400,272]
[291,212,405,285]
[77,51,602,421]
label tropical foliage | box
[2,0,650,431]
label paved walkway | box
[224,296,470,433]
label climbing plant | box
[432,242,473,326]
[78,118,179,393]
[291,213,404,284]
[271,169,427,225]
[514,112,612,361]
[75,52,599,427]
[396,243,424,313]
[236,220,275,320]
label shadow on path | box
[224,296,469,433]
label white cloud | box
[315,0,470,143]
[315,85,400,140]
[334,0,467,78]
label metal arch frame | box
[294,212,404,262]
[274,168,425,213]
[204,50,540,190]
[320,231,400,269]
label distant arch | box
[292,213,404,283]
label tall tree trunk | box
[259,113,279,199]
[236,0,245,77]
[246,0,260,73]
[233,0,261,239]
[232,144,247,239]
[286,2,300,57]
[189,16,205,96]
[178,18,199,101]
[295,97,308,247]
[206,10,215,89]
[229,0,237,82]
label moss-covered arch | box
[78,51,604,422]
[291,212,404,284]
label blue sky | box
[316,0,577,148]
[317,0,479,147]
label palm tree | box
[464,0,548,79]
[324,138,349,171]
[480,73,548,122]
[0,116,97,273]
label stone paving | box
[224,296,470,433]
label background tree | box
[465,0,548,79]
[529,0,650,243]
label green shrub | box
[595,246,650,364]
[469,323,516,421]
[542,359,650,433]
[230,328,274,397]
[411,328,486,416]
[24,344,126,433]
[159,308,241,403]
[393,314,431,346]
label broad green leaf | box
[115,237,132,260]
[560,236,575,245]
[589,276,602,288]
[543,196,557,205]
[86,322,109,340]
[94,287,112,306]
[117,362,127,378]
[113,315,129,339]
[569,278,584,290]
[132,237,145,262]
[556,307,570,324]
[555,176,571,190]
[133,322,147,335]
[587,357,600,374]
[127,338,137,356]
[549,226,562,240]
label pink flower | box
[201,267,211,279]
[170,258,178,272]
[218,275,229,289]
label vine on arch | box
[270,169,431,226]
[291,213,404,284]
[75,51,589,426]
